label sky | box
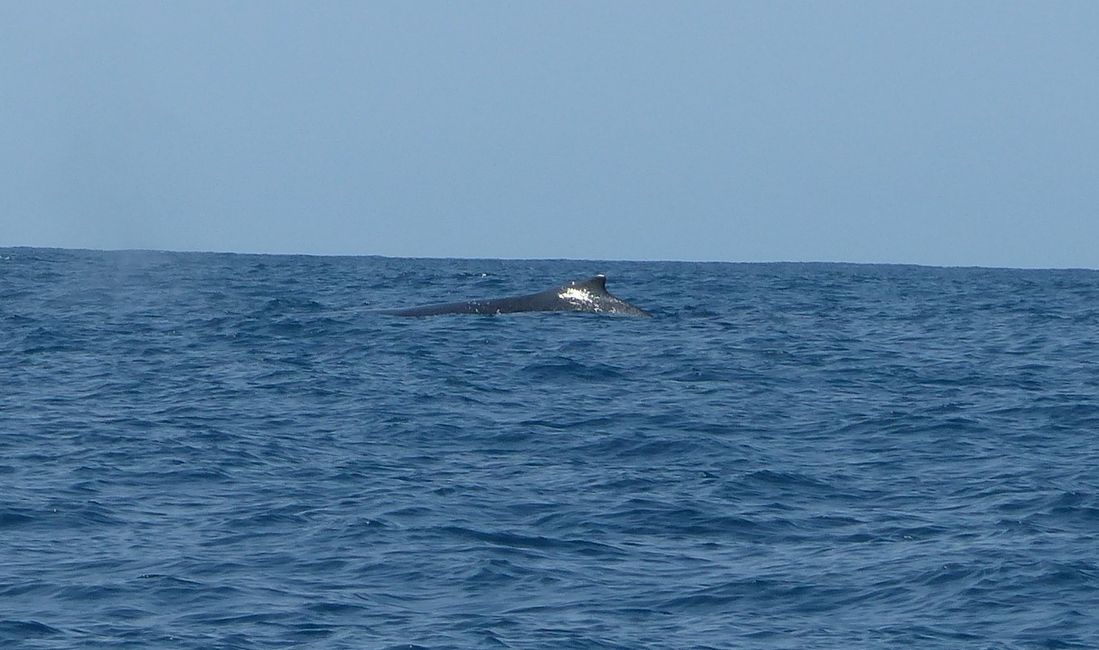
[1,1,1097,267]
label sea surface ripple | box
[2,248,1098,648]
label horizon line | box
[2,244,1097,273]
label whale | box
[382,274,651,317]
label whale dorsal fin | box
[568,274,607,294]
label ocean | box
[2,247,1097,649]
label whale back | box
[383,274,650,317]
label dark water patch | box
[0,619,63,638]
[522,358,628,382]
[0,508,36,529]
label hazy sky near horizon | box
[2,2,1097,267]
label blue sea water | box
[2,247,1098,649]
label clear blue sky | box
[2,2,1097,267]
